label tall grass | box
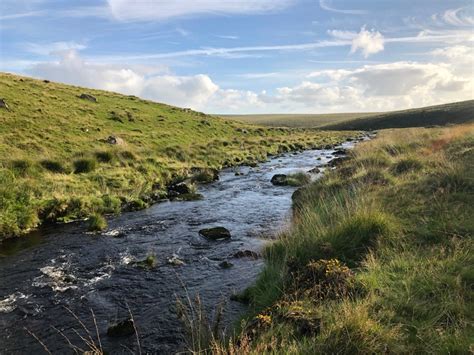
[204,124,474,354]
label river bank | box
[205,124,474,354]
[0,139,365,353]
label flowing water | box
[0,140,360,354]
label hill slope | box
[322,100,474,130]
[0,72,352,240]
[223,112,379,128]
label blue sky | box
[1,0,473,113]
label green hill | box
[0,72,351,240]
[223,112,379,128]
[322,100,474,130]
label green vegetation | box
[87,214,107,232]
[223,112,378,128]
[199,123,474,353]
[0,73,353,240]
[226,100,474,130]
[323,100,474,131]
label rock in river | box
[233,250,260,259]
[199,227,231,240]
[271,174,288,186]
[107,318,135,337]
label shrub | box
[95,151,114,163]
[73,158,96,174]
[391,157,423,175]
[40,159,67,173]
[88,214,107,232]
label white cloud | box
[442,7,474,27]
[26,44,473,114]
[350,26,384,57]
[24,41,87,56]
[106,0,295,21]
[319,0,367,15]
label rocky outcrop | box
[233,250,260,259]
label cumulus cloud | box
[27,44,473,114]
[107,0,295,21]
[350,26,384,57]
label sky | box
[1,0,473,114]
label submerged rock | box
[233,250,260,259]
[107,318,135,337]
[168,255,185,266]
[199,227,231,240]
[333,148,346,156]
[271,174,288,186]
[219,261,234,269]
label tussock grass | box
[203,123,474,354]
[0,72,353,240]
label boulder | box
[107,318,135,337]
[167,182,192,198]
[271,174,288,186]
[233,250,260,259]
[0,98,9,110]
[308,167,320,174]
[333,148,346,156]
[106,136,124,145]
[199,227,231,240]
[79,93,98,103]
[328,156,348,167]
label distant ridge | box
[321,100,474,131]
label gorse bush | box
[40,159,67,173]
[73,158,97,174]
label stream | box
[0,139,361,354]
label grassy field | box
[189,123,474,353]
[223,112,379,128]
[0,72,353,240]
[323,100,474,131]
[225,100,474,130]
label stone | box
[233,250,260,259]
[107,319,135,337]
[199,227,231,240]
[219,261,234,269]
[0,98,9,110]
[79,93,98,102]
[308,167,320,174]
[106,136,124,145]
[271,174,288,186]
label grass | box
[195,123,474,354]
[0,72,354,240]
[323,100,474,131]
[223,112,379,128]
[225,100,474,130]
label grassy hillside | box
[223,112,379,128]
[322,100,474,131]
[194,123,474,353]
[0,72,353,240]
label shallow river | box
[0,141,357,354]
